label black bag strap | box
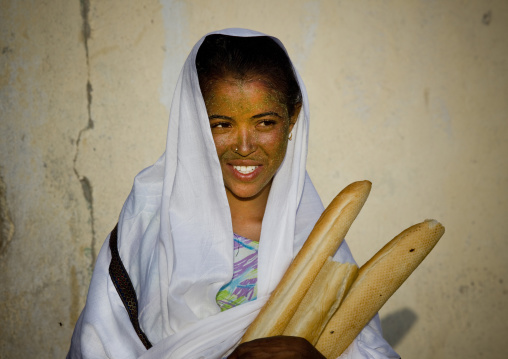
[108,224,152,349]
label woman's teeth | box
[233,166,258,174]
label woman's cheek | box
[212,134,231,154]
[265,130,289,159]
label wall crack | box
[0,170,15,256]
[73,0,96,264]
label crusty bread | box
[283,257,358,345]
[242,181,371,342]
[315,219,445,358]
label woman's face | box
[204,78,299,200]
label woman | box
[68,28,398,359]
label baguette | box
[316,219,445,358]
[283,257,358,345]
[242,181,371,342]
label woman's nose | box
[232,128,257,156]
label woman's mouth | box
[227,163,264,180]
[233,165,259,174]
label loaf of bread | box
[315,219,445,358]
[283,257,358,345]
[242,181,371,342]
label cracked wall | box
[73,0,97,263]
[0,1,507,358]
[0,172,14,255]
[0,0,93,356]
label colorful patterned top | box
[216,233,259,311]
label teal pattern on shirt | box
[216,233,258,311]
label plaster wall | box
[1,0,506,358]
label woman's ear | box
[288,103,302,133]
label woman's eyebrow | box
[209,114,233,120]
[251,112,282,119]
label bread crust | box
[315,219,445,358]
[283,257,358,345]
[241,181,371,342]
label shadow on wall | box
[381,308,418,348]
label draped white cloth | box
[68,28,399,359]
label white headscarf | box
[68,28,397,359]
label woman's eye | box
[258,120,277,127]
[210,122,231,129]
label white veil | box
[68,28,397,359]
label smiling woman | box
[196,35,301,243]
[206,78,294,203]
[67,29,398,359]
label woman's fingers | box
[228,336,326,359]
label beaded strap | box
[108,224,152,349]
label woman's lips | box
[227,163,263,180]
[233,165,258,174]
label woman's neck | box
[226,182,272,242]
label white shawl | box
[68,28,398,359]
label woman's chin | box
[227,188,263,201]
[225,182,272,202]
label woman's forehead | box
[206,79,282,98]
[205,77,283,100]
[204,79,287,115]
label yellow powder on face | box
[204,78,290,122]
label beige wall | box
[1,0,506,357]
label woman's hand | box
[228,336,326,359]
